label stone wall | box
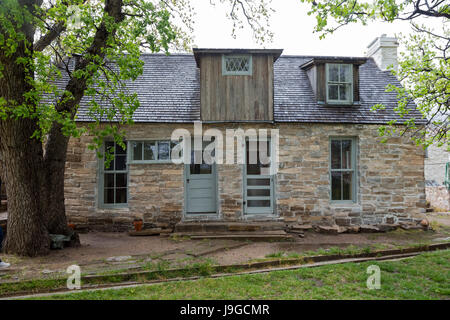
[426,186,450,212]
[425,143,449,185]
[424,142,449,211]
[64,123,426,230]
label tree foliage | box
[0,0,273,154]
[301,0,449,150]
[0,0,273,256]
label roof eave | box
[300,57,368,70]
[193,48,284,67]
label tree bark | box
[40,0,125,236]
[0,0,124,256]
[0,0,49,256]
[0,120,49,256]
[42,123,71,235]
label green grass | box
[31,249,450,300]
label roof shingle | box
[68,53,423,124]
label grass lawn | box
[32,249,450,300]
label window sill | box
[319,101,360,107]
[98,205,129,211]
[129,160,174,165]
[330,201,360,207]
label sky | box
[188,0,441,56]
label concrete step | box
[174,221,285,233]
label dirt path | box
[1,219,449,282]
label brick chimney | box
[367,34,399,72]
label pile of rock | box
[286,219,430,236]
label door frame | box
[242,137,277,217]
[183,161,219,219]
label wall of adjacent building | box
[64,123,426,230]
[425,143,450,211]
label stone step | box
[187,233,294,242]
[172,230,288,237]
[174,221,285,233]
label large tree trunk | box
[42,123,72,235]
[0,120,50,256]
[0,0,50,256]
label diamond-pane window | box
[222,55,252,75]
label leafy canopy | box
[301,0,449,150]
[0,0,274,156]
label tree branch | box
[33,21,65,52]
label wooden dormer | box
[300,57,367,106]
[193,48,283,122]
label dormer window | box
[326,63,353,104]
[222,54,252,76]
[301,58,364,106]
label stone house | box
[64,35,427,231]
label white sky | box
[189,0,441,56]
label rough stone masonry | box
[64,123,426,231]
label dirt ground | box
[1,213,449,282]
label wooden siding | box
[200,54,274,121]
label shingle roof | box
[69,53,423,124]
[274,56,422,123]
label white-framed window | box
[222,54,252,76]
[326,63,353,104]
[130,140,179,163]
[100,141,128,207]
[330,137,357,202]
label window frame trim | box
[98,141,129,209]
[222,54,253,76]
[129,140,175,164]
[326,63,354,105]
[329,136,358,203]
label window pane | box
[132,142,143,161]
[171,141,180,158]
[247,164,261,175]
[340,64,352,82]
[104,188,115,204]
[247,200,270,207]
[247,178,270,186]
[105,141,114,153]
[190,163,212,175]
[158,142,170,160]
[115,155,126,170]
[331,172,342,200]
[342,172,353,200]
[104,142,115,171]
[144,142,156,160]
[115,143,126,155]
[104,173,115,188]
[247,189,271,197]
[328,64,339,81]
[116,173,127,188]
[328,84,339,100]
[339,84,348,101]
[226,56,250,72]
[331,140,341,169]
[104,157,114,171]
[115,188,127,204]
[341,140,352,169]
